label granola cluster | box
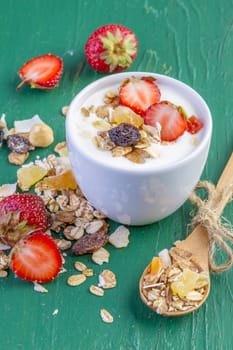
[140,247,209,314]
[81,91,161,164]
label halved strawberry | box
[144,101,187,142]
[119,77,161,116]
[186,115,204,134]
[0,194,48,247]
[10,231,62,283]
[16,53,63,90]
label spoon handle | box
[176,152,233,270]
[214,152,233,216]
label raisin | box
[7,134,32,154]
[72,232,109,255]
[108,123,141,147]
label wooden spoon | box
[139,152,233,316]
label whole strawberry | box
[16,53,63,90]
[85,24,138,73]
[0,194,48,247]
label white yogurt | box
[72,76,205,170]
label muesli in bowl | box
[66,72,212,225]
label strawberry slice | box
[119,77,161,116]
[144,101,187,142]
[10,231,62,283]
[17,53,63,90]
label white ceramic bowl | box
[66,72,212,225]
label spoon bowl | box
[139,152,233,316]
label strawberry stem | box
[16,79,28,91]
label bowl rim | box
[66,71,212,174]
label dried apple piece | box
[37,169,77,190]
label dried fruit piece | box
[108,123,141,147]
[7,134,32,154]
[186,116,204,134]
[108,225,130,248]
[17,165,48,190]
[170,269,209,298]
[37,169,77,190]
[149,257,164,276]
[72,232,108,255]
[111,106,144,127]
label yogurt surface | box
[72,75,205,170]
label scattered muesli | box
[100,308,114,323]
[140,247,209,314]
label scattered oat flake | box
[92,247,110,265]
[67,274,86,286]
[0,270,8,278]
[98,269,117,289]
[100,309,114,323]
[89,285,104,296]
[8,151,30,165]
[108,225,130,248]
[33,282,48,293]
[74,261,87,272]
[0,183,17,197]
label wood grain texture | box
[1,0,233,349]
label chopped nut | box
[29,123,54,147]
[67,274,86,286]
[81,107,90,117]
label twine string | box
[189,181,233,272]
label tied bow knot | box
[189,181,233,272]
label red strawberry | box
[144,101,187,142]
[119,77,161,116]
[85,24,138,73]
[16,53,63,90]
[10,231,62,283]
[0,194,48,247]
[186,115,204,134]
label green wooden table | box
[1,1,233,349]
